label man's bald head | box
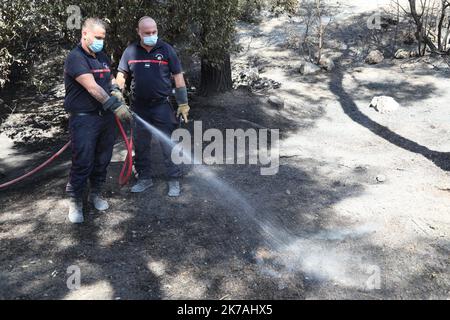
[138,16,157,30]
[137,16,158,47]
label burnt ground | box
[1,1,450,300]
[0,86,448,300]
[0,89,334,300]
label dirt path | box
[1,1,449,299]
[233,0,450,298]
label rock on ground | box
[370,96,400,114]
[268,96,285,109]
[365,50,384,64]
[394,49,410,59]
[232,62,281,92]
[319,57,335,71]
[300,62,322,75]
[241,67,260,82]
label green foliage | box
[0,48,13,88]
[237,0,299,22]
[238,0,265,22]
[0,0,243,87]
[269,0,299,15]
[0,0,66,88]
[189,0,240,64]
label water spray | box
[130,110,287,245]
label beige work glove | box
[114,104,133,122]
[177,103,190,123]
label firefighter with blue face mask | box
[64,18,132,224]
[116,16,189,197]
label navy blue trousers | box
[66,113,116,198]
[132,100,182,179]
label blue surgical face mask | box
[143,35,158,47]
[89,38,104,53]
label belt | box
[70,110,109,117]
[132,96,170,106]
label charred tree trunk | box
[437,1,450,51]
[409,0,438,55]
[199,54,233,96]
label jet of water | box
[132,112,285,243]
[131,112,378,287]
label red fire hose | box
[115,116,134,186]
[0,116,133,190]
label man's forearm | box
[173,73,186,88]
[88,85,110,104]
[110,75,118,91]
[116,72,127,90]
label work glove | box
[114,104,133,122]
[110,84,126,103]
[111,90,125,104]
[103,96,133,122]
[177,103,190,123]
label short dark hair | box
[82,18,107,31]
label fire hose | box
[0,116,134,190]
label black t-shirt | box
[118,40,182,103]
[64,44,112,113]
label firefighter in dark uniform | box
[116,16,190,197]
[64,18,132,224]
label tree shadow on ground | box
[343,72,437,105]
[329,50,450,172]
[2,86,448,299]
[2,6,450,299]
[0,157,366,299]
[0,87,375,300]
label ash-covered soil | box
[1,0,449,300]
